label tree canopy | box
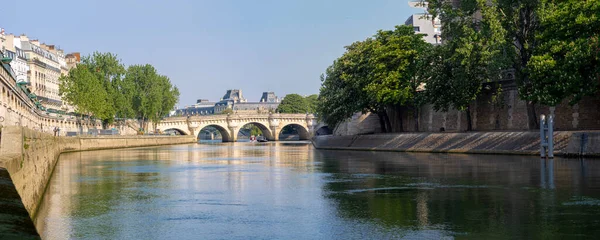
[527,0,600,106]
[315,0,599,133]
[425,0,509,130]
[317,25,432,132]
[59,52,180,130]
[277,94,309,114]
[305,94,318,114]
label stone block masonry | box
[0,126,196,238]
[334,88,600,136]
[314,131,600,157]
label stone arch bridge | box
[157,113,318,142]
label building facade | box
[176,90,281,116]
[65,52,80,70]
[406,1,442,44]
[1,32,75,111]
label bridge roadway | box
[157,113,318,142]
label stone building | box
[16,35,62,109]
[65,52,80,70]
[2,32,75,111]
[175,89,281,116]
[2,37,29,83]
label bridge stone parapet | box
[157,113,318,142]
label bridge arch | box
[315,125,332,136]
[164,128,188,135]
[199,124,232,142]
[236,122,274,141]
[279,123,310,140]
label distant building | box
[260,92,280,103]
[175,90,281,116]
[406,1,442,44]
[65,52,80,70]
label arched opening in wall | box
[238,122,273,142]
[163,128,187,135]
[198,125,231,142]
[316,126,332,136]
[279,124,310,141]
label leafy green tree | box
[317,65,357,128]
[424,0,508,131]
[277,94,309,113]
[318,39,393,132]
[59,65,109,126]
[305,94,318,113]
[527,0,600,106]
[494,0,543,129]
[250,125,262,136]
[80,52,127,127]
[126,64,162,130]
[367,25,432,131]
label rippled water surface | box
[35,142,600,239]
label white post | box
[540,114,547,158]
[548,115,554,158]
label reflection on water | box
[35,142,600,239]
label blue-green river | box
[35,142,600,239]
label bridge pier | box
[269,126,280,141]
[227,127,238,142]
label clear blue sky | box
[2,0,421,107]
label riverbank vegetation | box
[59,52,180,130]
[316,0,599,132]
[276,94,319,114]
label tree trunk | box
[526,101,538,130]
[383,111,393,133]
[376,112,387,133]
[393,105,404,132]
[466,106,473,131]
[413,106,419,132]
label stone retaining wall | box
[333,89,600,136]
[313,131,600,157]
[0,126,196,238]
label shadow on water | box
[316,150,600,239]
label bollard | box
[548,115,554,158]
[539,114,554,158]
[540,114,546,158]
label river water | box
[35,142,600,239]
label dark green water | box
[35,142,600,239]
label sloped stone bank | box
[313,131,600,157]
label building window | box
[413,26,420,32]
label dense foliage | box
[277,94,309,114]
[60,52,180,130]
[527,0,600,106]
[318,25,432,132]
[317,0,599,132]
[425,0,508,131]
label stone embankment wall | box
[314,132,600,157]
[333,88,600,135]
[0,126,196,238]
